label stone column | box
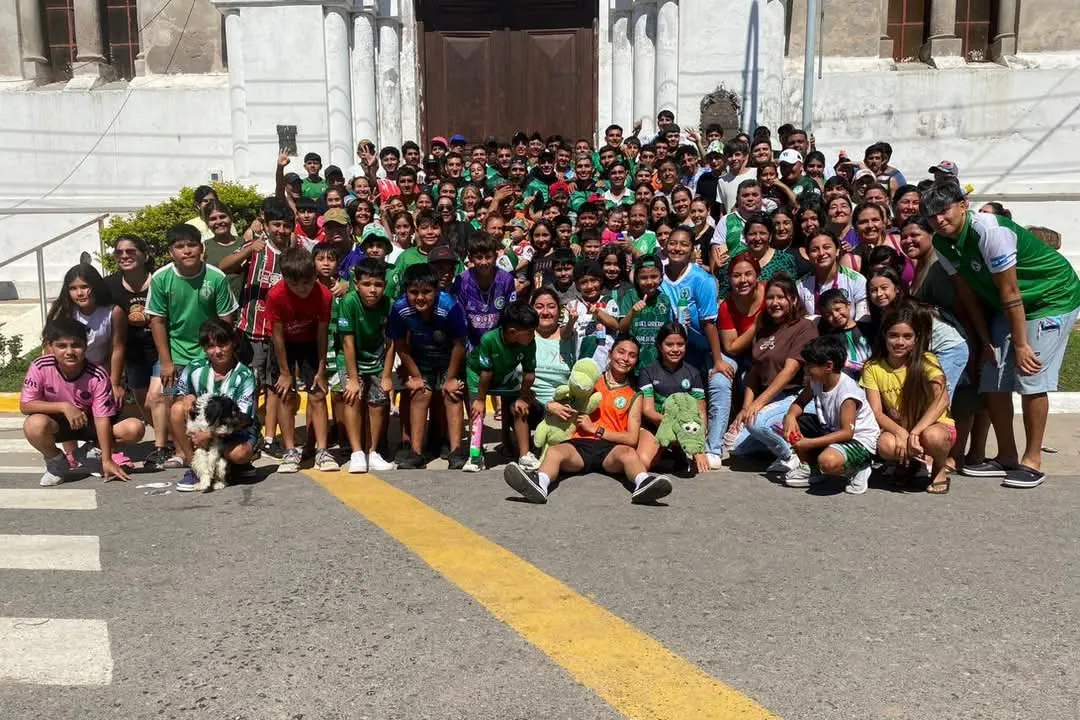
[631,0,656,138]
[17,0,52,82]
[352,6,379,145]
[920,0,963,67]
[73,0,113,80]
[654,0,678,119]
[610,9,633,128]
[376,16,402,148]
[989,0,1018,61]
[324,5,354,169]
[224,10,249,181]
[878,0,893,59]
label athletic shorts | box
[151,361,186,397]
[241,337,273,388]
[268,342,320,394]
[796,415,874,475]
[223,427,260,447]
[47,413,121,443]
[465,367,522,397]
[359,372,389,407]
[981,306,1080,395]
[564,438,618,474]
[124,356,154,392]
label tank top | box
[74,305,113,366]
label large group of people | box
[20,113,1080,505]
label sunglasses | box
[114,248,139,256]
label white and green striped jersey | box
[176,358,257,417]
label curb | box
[1,392,1078,415]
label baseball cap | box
[427,244,457,264]
[430,136,448,149]
[449,134,468,146]
[928,160,959,177]
[361,224,390,242]
[322,208,349,226]
[549,181,570,197]
[778,149,803,165]
[853,168,876,182]
[705,140,724,156]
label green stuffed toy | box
[654,392,705,456]
[533,358,603,459]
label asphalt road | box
[2,413,1080,719]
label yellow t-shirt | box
[860,353,954,426]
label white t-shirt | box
[74,305,113,366]
[715,169,756,214]
[811,373,880,452]
[566,296,619,370]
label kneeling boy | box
[22,318,145,486]
[169,319,259,491]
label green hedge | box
[99,182,264,271]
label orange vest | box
[572,375,639,439]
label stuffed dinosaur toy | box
[654,392,706,456]
[533,358,603,459]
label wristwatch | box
[595,426,606,439]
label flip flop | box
[1002,464,1045,489]
[927,478,950,495]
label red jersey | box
[265,281,332,343]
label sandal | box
[927,477,950,494]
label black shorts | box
[49,413,120,443]
[124,356,154,392]
[564,438,618,474]
[268,342,320,392]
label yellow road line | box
[306,469,779,720]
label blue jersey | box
[453,268,517,349]
[661,263,719,365]
[388,291,468,370]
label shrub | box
[99,182,264,271]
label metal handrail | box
[0,206,143,215]
[0,213,111,328]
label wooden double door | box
[419,0,597,143]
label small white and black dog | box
[187,395,250,492]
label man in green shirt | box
[924,180,1080,488]
[300,152,328,200]
[778,149,820,202]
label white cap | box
[778,149,803,165]
[853,168,876,182]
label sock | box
[633,471,649,489]
[537,472,551,491]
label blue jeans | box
[934,343,968,401]
[706,353,738,456]
[730,391,813,462]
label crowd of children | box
[22,115,1080,505]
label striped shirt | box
[236,238,286,340]
[176,358,257,418]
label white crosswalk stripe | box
[0,424,114,686]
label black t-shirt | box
[639,362,705,411]
[105,272,156,364]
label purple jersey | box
[452,268,517,349]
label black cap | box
[427,244,457,264]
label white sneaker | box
[518,452,541,471]
[366,451,396,471]
[315,449,340,472]
[767,454,801,474]
[705,452,725,470]
[462,455,485,473]
[348,451,368,474]
[845,466,872,495]
[723,428,740,453]
[39,471,63,487]
[784,463,812,487]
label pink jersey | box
[21,355,118,418]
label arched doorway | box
[418,0,598,143]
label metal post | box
[98,216,106,263]
[802,0,819,133]
[36,248,47,329]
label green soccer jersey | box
[146,264,239,366]
[933,211,1080,320]
[629,230,658,257]
[336,291,390,375]
[718,211,749,255]
[465,328,536,394]
[788,176,820,202]
[301,177,328,200]
[618,288,672,369]
[177,358,257,420]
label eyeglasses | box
[114,249,139,256]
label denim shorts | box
[980,306,1080,394]
[151,361,186,397]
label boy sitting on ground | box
[22,318,145,486]
[169,319,259,491]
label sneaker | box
[315,449,339,471]
[631,474,673,504]
[143,446,171,471]
[722,428,739,453]
[503,463,548,504]
[162,455,186,470]
[83,445,102,460]
[845,466,872,495]
[447,446,469,471]
[278,448,302,474]
[262,438,285,459]
[705,452,725,471]
[45,453,72,479]
[366,451,396,471]
[396,449,427,470]
[38,471,63,487]
[176,469,198,492]
[960,459,1007,478]
[1002,464,1046,489]
[518,452,541,471]
[348,451,368,474]
[766,454,801,474]
[784,463,812,487]
[462,454,485,473]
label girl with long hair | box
[796,230,869,319]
